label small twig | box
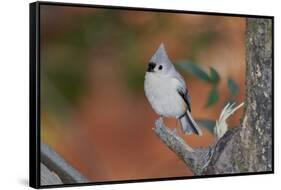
[214,102,244,140]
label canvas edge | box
[28,1,275,189]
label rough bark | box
[154,18,273,175]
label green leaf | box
[125,62,145,92]
[196,119,216,133]
[227,78,239,96]
[205,87,219,107]
[177,61,210,82]
[209,67,220,84]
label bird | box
[144,43,202,136]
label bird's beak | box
[147,62,156,72]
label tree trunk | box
[154,18,273,175]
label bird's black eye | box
[159,65,163,70]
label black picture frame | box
[30,1,274,189]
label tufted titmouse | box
[144,43,202,136]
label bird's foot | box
[159,116,164,123]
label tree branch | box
[41,144,89,184]
[153,118,212,175]
[153,103,242,175]
[153,18,272,175]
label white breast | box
[144,72,187,118]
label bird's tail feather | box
[179,111,202,136]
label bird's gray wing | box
[172,75,191,112]
[177,86,191,112]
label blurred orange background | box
[40,5,246,182]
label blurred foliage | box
[206,87,219,107]
[209,67,220,84]
[177,61,220,86]
[125,62,145,93]
[190,31,217,60]
[41,7,244,142]
[177,60,239,109]
[196,119,216,134]
[177,61,210,82]
[41,47,88,117]
[227,78,239,97]
[40,6,246,180]
[177,61,221,107]
[177,60,240,134]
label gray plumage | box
[144,43,202,136]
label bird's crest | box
[149,43,172,66]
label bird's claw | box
[159,116,164,123]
